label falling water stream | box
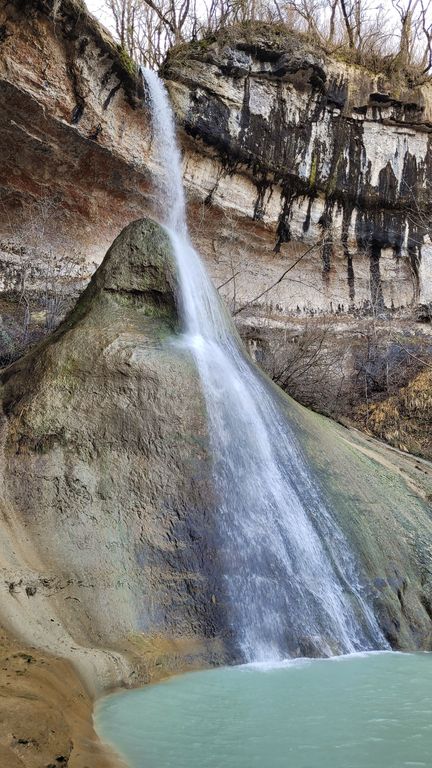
[92,69,429,768]
[142,68,386,661]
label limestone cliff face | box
[1,0,432,447]
[2,0,432,323]
[164,27,432,315]
[2,6,432,759]
[0,217,431,665]
[0,0,150,277]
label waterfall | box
[142,68,387,661]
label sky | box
[84,0,116,33]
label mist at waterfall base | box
[142,68,386,661]
[95,652,432,768]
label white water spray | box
[143,68,387,661]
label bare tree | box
[99,0,432,75]
[105,0,195,66]
[419,0,432,72]
[390,0,432,76]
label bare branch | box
[232,240,322,316]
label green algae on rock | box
[0,218,231,703]
[279,391,432,650]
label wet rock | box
[220,47,251,78]
[2,0,432,449]
[297,635,333,658]
[0,2,432,681]
[2,1,432,326]
[272,52,326,88]
[0,217,231,696]
[165,25,432,314]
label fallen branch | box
[232,240,323,316]
[217,271,240,290]
[392,339,432,370]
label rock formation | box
[1,0,432,761]
[2,0,432,318]
[164,25,432,313]
[1,0,431,455]
[0,218,229,765]
[0,216,432,763]
[163,27,432,446]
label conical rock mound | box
[0,218,229,696]
[0,217,432,711]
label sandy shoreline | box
[0,627,225,767]
[0,628,123,768]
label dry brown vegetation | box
[360,368,432,459]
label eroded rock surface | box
[0,218,231,764]
[0,628,119,768]
[165,26,432,313]
[0,216,431,762]
[2,0,432,321]
[163,26,432,447]
[1,0,432,453]
[287,401,432,651]
[0,0,151,286]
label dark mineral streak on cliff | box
[2,1,432,332]
[164,28,432,305]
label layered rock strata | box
[165,27,432,314]
[2,0,432,319]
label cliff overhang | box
[164,24,432,312]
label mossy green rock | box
[0,218,229,695]
[280,391,432,650]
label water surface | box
[95,651,432,768]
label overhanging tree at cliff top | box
[95,0,432,74]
